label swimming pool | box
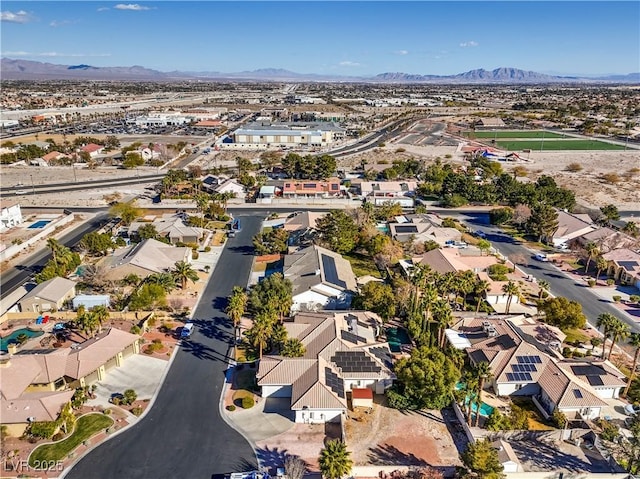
[28,220,52,229]
[1,328,44,351]
[386,326,411,353]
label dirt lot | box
[345,396,465,471]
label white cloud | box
[114,4,152,11]
[395,50,409,56]
[339,61,361,67]
[97,7,110,12]
[459,41,479,48]
[1,10,33,23]
[3,51,112,58]
[50,19,75,27]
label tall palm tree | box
[318,439,353,479]
[473,361,493,427]
[595,255,608,283]
[537,280,550,300]
[421,285,438,338]
[474,279,491,313]
[172,261,199,290]
[607,318,630,361]
[597,313,617,360]
[461,370,479,426]
[226,286,248,340]
[624,333,640,397]
[246,307,277,359]
[281,338,306,358]
[91,305,109,334]
[584,242,599,273]
[46,238,64,263]
[502,281,520,314]
[432,299,453,349]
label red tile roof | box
[81,143,103,153]
[351,388,373,399]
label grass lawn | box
[467,130,566,139]
[29,414,114,467]
[511,397,555,431]
[563,327,591,345]
[496,139,626,151]
[207,220,229,230]
[343,252,382,278]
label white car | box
[625,404,640,416]
[533,253,548,262]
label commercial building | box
[231,122,345,147]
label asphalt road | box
[65,214,262,479]
[464,215,638,333]
[0,213,109,300]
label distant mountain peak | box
[1,58,637,83]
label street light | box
[30,175,35,195]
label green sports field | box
[495,140,626,151]
[467,130,566,139]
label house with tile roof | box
[256,311,394,423]
[459,317,623,420]
[388,214,462,246]
[547,210,597,247]
[359,181,418,206]
[602,248,640,291]
[18,277,76,313]
[99,238,192,281]
[80,143,104,157]
[128,214,205,245]
[284,245,357,313]
[0,328,140,436]
[282,178,342,198]
[574,227,639,254]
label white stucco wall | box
[295,409,342,423]
[261,385,292,398]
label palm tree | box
[226,286,248,340]
[91,305,109,334]
[584,242,599,273]
[597,313,617,360]
[172,261,199,289]
[460,370,478,426]
[595,255,608,283]
[281,338,306,357]
[473,361,493,427]
[474,279,491,313]
[623,221,639,238]
[607,317,630,360]
[501,281,520,314]
[421,285,438,339]
[147,272,178,292]
[246,308,276,359]
[624,333,640,397]
[432,299,453,349]
[46,238,64,263]
[537,280,550,300]
[318,439,353,479]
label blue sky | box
[1,1,638,75]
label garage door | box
[597,388,616,399]
[105,356,118,372]
[84,370,100,385]
[263,385,292,398]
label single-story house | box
[99,238,192,281]
[128,214,205,245]
[492,439,522,473]
[18,277,76,313]
[602,248,640,291]
[0,201,23,231]
[574,227,639,254]
[0,328,140,436]
[282,178,342,198]
[80,143,104,157]
[284,245,357,312]
[359,181,417,206]
[546,210,596,247]
[214,178,246,199]
[257,311,394,423]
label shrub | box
[130,325,141,335]
[192,251,199,260]
[601,173,620,184]
[598,419,619,442]
[29,421,57,439]
[226,404,236,411]
[241,396,255,409]
[566,162,583,172]
[487,264,511,281]
[204,246,211,252]
[552,409,567,428]
[131,406,143,416]
[123,389,137,406]
[606,278,615,286]
[630,295,640,304]
[613,295,622,303]
[52,432,65,441]
[486,409,511,431]
[509,404,529,430]
[395,147,406,153]
[587,279,596,287]
[103,409,112,415]
[562,347,573,358]
[386,387,412,410]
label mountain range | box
[1,58,639,83]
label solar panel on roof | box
[573,389,583,399]
[331,183,339,191]
[321,254,347,289]
[325,367,345,398]
[394,225,419,234]
[586,375,605,386]
[341,330,366,345]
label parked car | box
[474,230,487,239]
[625,404,640,416]
[180,322,195,339]
[533,253,549,262]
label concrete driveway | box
[227,397,294,443]
[86,354,169,409]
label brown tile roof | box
[0,390,74,424]
[558,360,626,388]
[66,328,139,379]
[256,357,316,385]
[20,277,76,303]
[539,361,607,409]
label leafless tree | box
[284,455,307,479]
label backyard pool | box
[386,326,411,353]
[28,220,52,229]
[1,328,44,351]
